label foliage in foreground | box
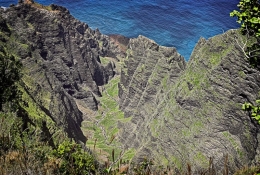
[230,0,260,66]
[231,0,260,124]
[0,50,22,111]
[52,140,97,174]
[0,1,260,174]
[0,112,98,175]
[0,49,97,174]
[230,0,260,37]
[243,100,260,124]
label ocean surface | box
[0,0,239,60]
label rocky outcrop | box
[119,31,260,173]
[0,2,116,142]
[2,1,260,173]
[108,34,130,59]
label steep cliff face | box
[119,30,260,172]
[2,1,260,173]
[0,2,116,142]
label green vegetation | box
[0,48,98,174]
[231,0,260,125]
[0,111,97,174]
[1,0,260,173]
[83,76,135,166]
[52,140,97,174]
[100,56,111,65]
[230,0,260,65]
[230,0,260,37]
[234,166,260,175]
[242,100,260,124]
[229,1,260,173]
[0,50,22,111]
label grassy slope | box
[81,57,136,166]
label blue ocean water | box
[0,0,239,60]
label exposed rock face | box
[119,31,260,172]
[2,1,260,173]
[108,34,130,59]
[0,2,116,142]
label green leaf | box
[246,103,252,108]
[250,17,260,24]
[253,115,260,121]
[105,167,112,173]
[242,104,246,110]
[253,106,258,112]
